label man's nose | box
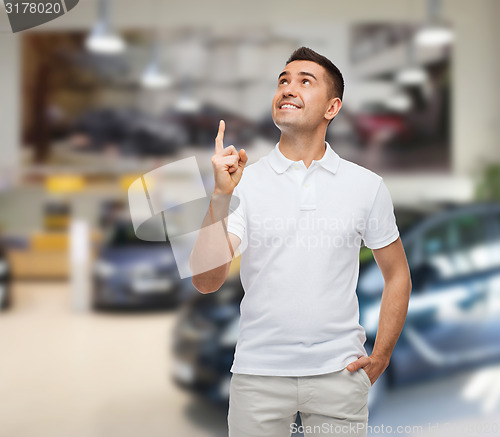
[283,83,298,97]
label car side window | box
[492,212,500,240]
[449,214,486,252]
[402,240,414,264]
[420,221,454,281]
[450,213,491,274]
[490,212,500,269]
[424,213,490,279]
[422,223,449,258]
[483,212,500,269]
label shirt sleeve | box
[362,178,400,250]
[226,184,246,242]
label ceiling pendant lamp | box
[396,35,427,85]
[85,0,125,55]
[141,37,171,89]
[176,78,200,113]
[415,0,454,47]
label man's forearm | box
[190,192,234,293]
[372,274,412,363]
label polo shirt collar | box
[268,141,340,175]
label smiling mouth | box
[279,103,301,110]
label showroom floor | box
[0,282,228,437]
[3,283,500,437]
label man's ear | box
[325,97,342,122]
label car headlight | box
[94,260,116,278]
[220,317,240,347]
[0,260,8,276]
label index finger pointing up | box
[215,120,225,153]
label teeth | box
[281,104,299,109]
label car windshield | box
[107,221,169,246]
[394,208,428,234]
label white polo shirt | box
[226,141,399,376]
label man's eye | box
[303,79,310,84]
[279,79,288,85]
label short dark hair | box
[286,46,344,101]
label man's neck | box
[278,129,327,169]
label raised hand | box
[211,120,248,195]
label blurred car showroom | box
[1,0,500,436]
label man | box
[190,47,412,437]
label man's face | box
[271,60,340,132]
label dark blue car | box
[172,202,500,410]
[358,202,500,405]
[93,220,189,310]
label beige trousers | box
[228,366,371,437]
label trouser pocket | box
[359,367,372,389]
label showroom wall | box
[0,34,20,188]
[0,0,499,206]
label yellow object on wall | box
[45,175,85,193]
[31,232,69,251]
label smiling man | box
[190,47,412,437]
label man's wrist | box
[370,349,391,365]
[208,190,232,223]
[213,187,233,196]
[208,192,235,259]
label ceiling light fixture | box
[396,68,428,85]
[396,30,428,86]
[415,0,454,47]
[141,38,171,89]
[85,0,125,55]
